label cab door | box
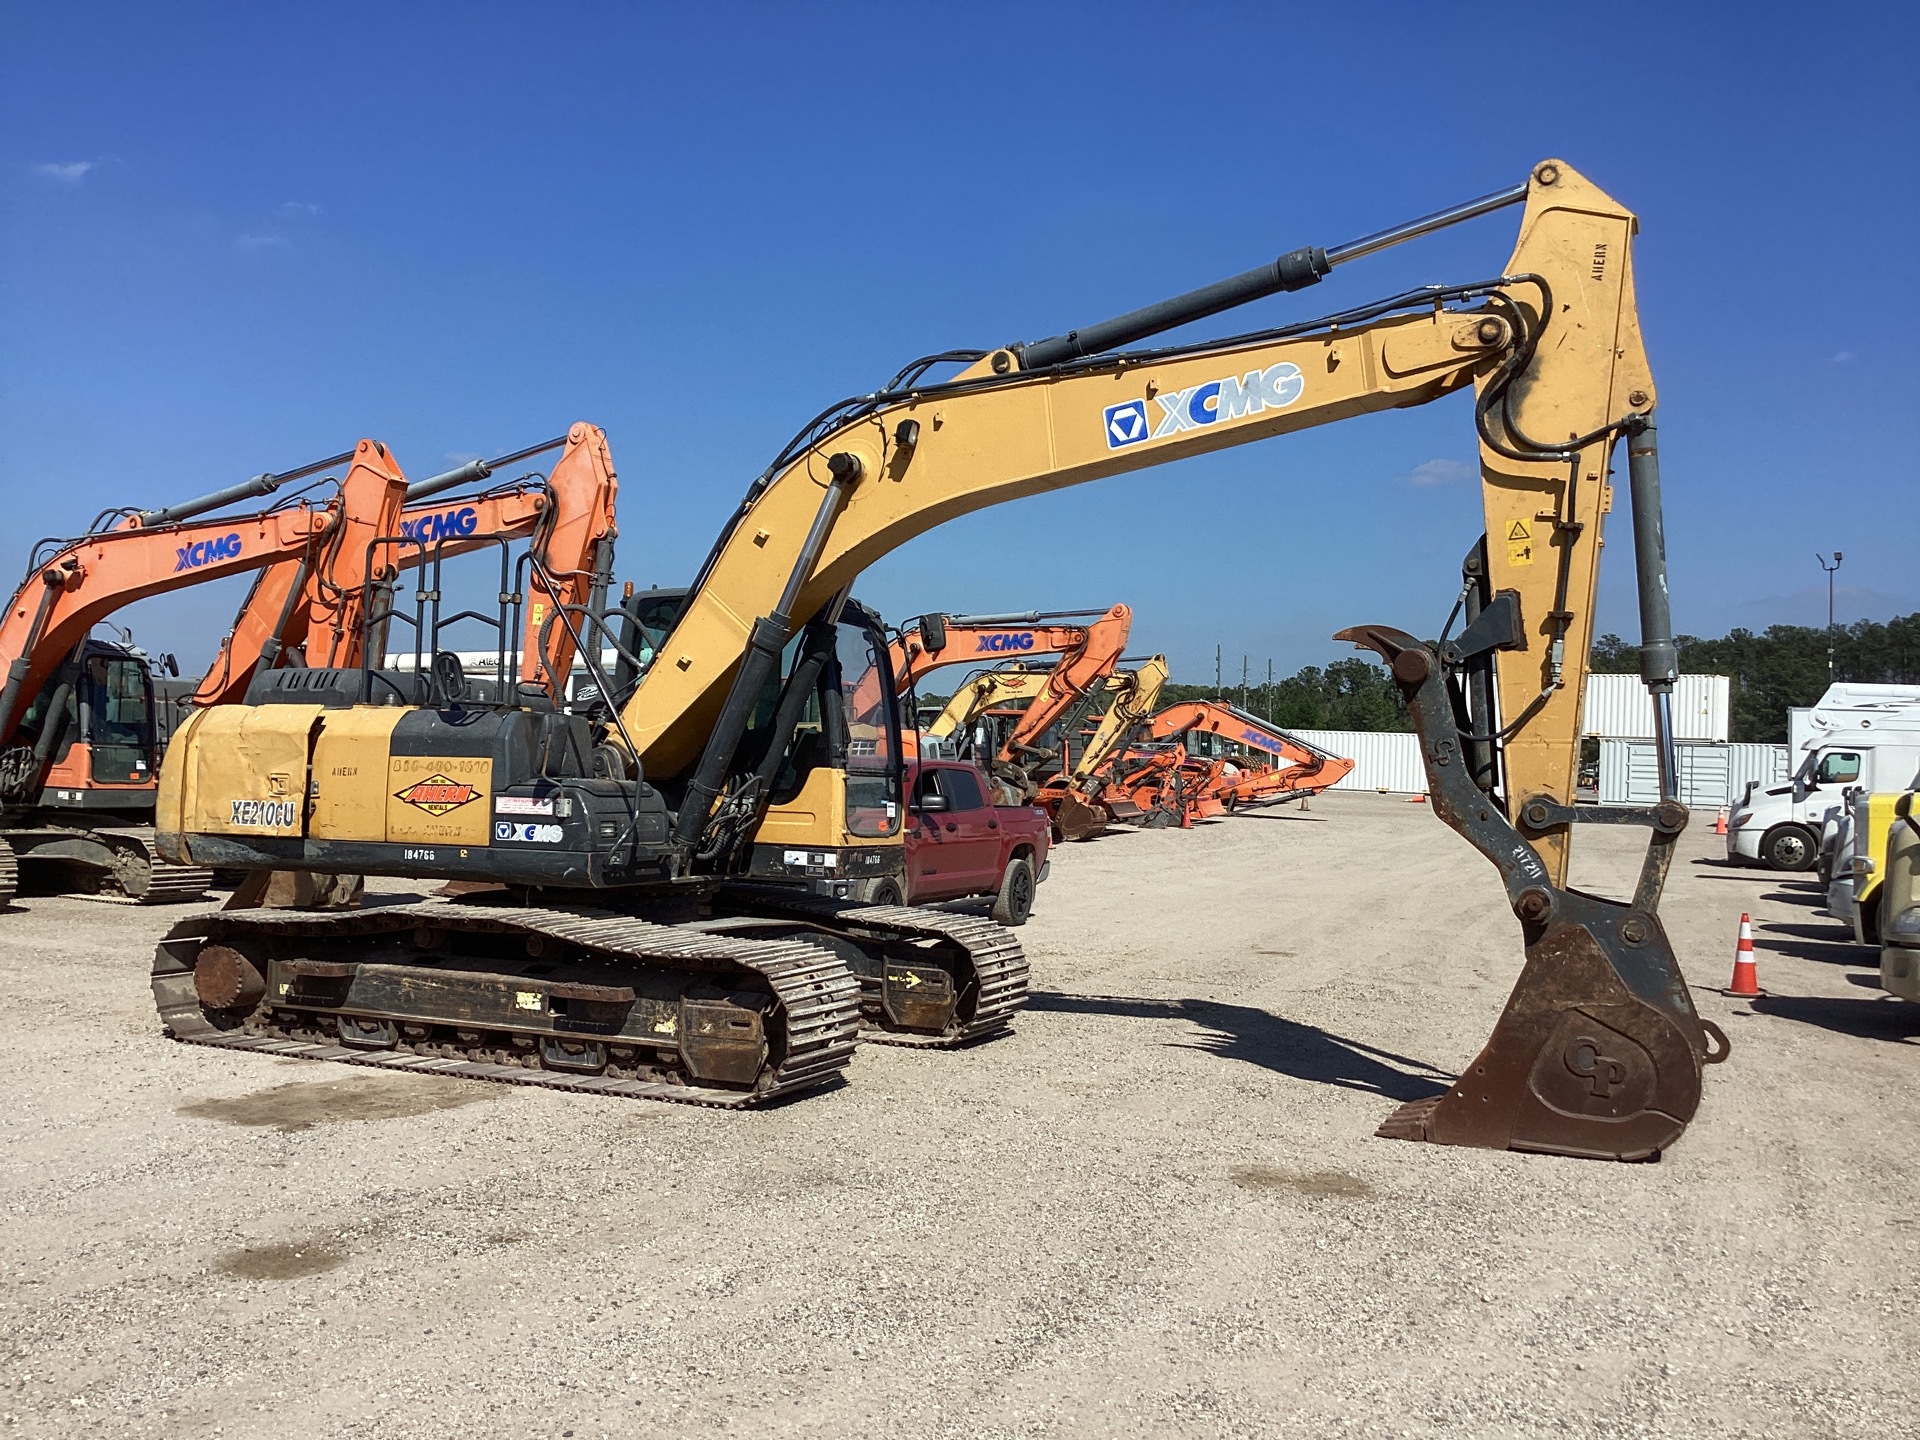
[908,764,1001,899]
[929,764,1002,894]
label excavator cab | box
[6,637,161,808]
[703,597,906,898]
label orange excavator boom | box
[1131,700,1355,821]
[192,427,612,708]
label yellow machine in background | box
[156,160,1719,1159]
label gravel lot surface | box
[2,792,1915,1438]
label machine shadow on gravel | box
[1751,994,1920,1044]
[1754,923,1877,968]
[1026,991,1452,1101]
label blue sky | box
[4,2,1915,683]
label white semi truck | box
[1726,683,1920,872]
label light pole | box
[1816,551,1843,680]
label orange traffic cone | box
[1724,912,1764,997]
[1714,807,1728,836]
[1408,794,1427,804]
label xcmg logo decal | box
[1103,362,1305,450]
[399,506,479,544]
[973,632,1037,653]
[175,534,242,572]
[1238,727,1286,755]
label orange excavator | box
[0,440,407,903]
[1108,701,1355,828]
[971,613,1132,802]
[0,431,595,904]
[1034,657,1169,839]
[192,431,605,707]
[852,603,1131,757]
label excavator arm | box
[1140,701,1356,809]
[990,605,1132,781]
[854,603,1130,720]
[1067,658,1170,788]
[622,160,1651,863]
[192,428,607,708]
[923,666,1051,742]
[621,160,1715,1160]
[0,440,409,760]
[1039,656,1169,840]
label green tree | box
[1162,656,1411,732]
[1589,613,1920,742]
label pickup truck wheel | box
[990,857,1036,927]
[858,877,904,906]
[1761,824,1817,872]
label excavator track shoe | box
[0,839,16,907]
[711,886,1029,1046]
[152,899,860,1108]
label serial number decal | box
[402,848,437,862]
[229,799,297,828]
[494,796,555,816]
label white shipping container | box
[1282,729,1427,794]
[1596,739,1789,809]
[1581,673,1729,742]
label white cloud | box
[32,160,93,184]
[233,233,290,252]
[1831,350,1854,363]
[276,201,322,218]
[1409,458,1472,487]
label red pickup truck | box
[902,758,1050,925]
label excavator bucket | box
[1055,789,1110,842]
[1338,625,1727,1161]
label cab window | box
[940,766,986,812]
[911,768,944,808]
[1815,751,1862,785]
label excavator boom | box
[193,432,592,707]
[1138,700,1356,816]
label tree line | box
[1589,613,1920,743]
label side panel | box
[154,705,214,836]
[758,765,845,847]
[183,704,323,836]
[309,706,408,841]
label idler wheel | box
[194,944,268,1012]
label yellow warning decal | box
[1505,520,1536,566]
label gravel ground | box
[2,792,1915,1439]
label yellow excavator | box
[154,159,1721,1158]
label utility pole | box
[1215,644,1222,694]
[1266,658,1274,721]
[1241,655,1249,711]
[1817,551,1843,680]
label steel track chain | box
[152,900,860,1108]
[715,886,1030,1046]
[0,838,16,908]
